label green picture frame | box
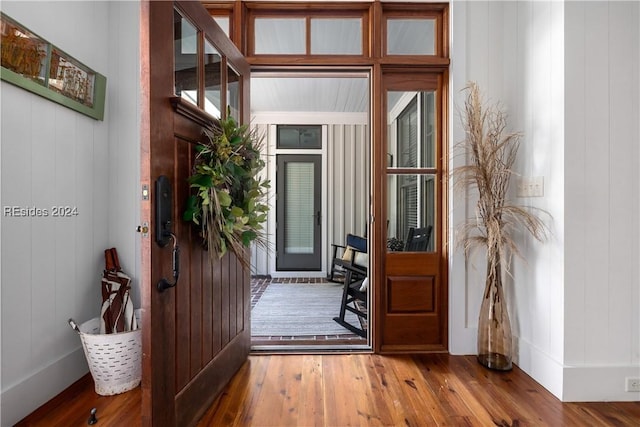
[0,13,106,120]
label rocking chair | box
[332,261,367,338]
[328,233,367,282]
[404,225,433,252]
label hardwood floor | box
[16,354,640,426]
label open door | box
[140,2,251,425]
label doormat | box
[251,282,362,336]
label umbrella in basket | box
[101,248,137,334]
[68,247,142,396]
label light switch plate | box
[516,176,544,197]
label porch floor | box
[250,276,367,346]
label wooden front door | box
[140,2,251,425]
[375,71,448,352]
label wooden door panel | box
[377,72,448,353]
[382,315,442,346]
[141,1,251,425]
[383,267,442,348]
[386,276,435,313]
[221,255,231,346]
[169,128,250,425]
[385,254,440,274]
[175,137,193,391]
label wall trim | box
[252,111,368,125]
[562,364,640,402]
[514,336,564,400]
[1,347,88,426]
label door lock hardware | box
[155,175,180,292]
[136,222,149,237]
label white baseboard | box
[1,347,88,426]
[515,337,640,402]
[514,336,564,400]
[448,326,477,356]
[563,364,640,402]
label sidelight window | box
[386,91,437,252]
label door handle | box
[155,175,180,292]
[157,233,180,292]
[316,211,321,226]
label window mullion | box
[306,16,311,55]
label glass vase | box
[477,258,513,370]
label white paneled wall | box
[326,124,370,261]
[250,123,271,275]
[450,2,565,378]
[107,2,142,308]
[564,0,640,401]
[0,2,140,424]
[452,0,639,401]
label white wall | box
[563,0,640,402]
[450,0,565,369]
[0,2,140,424]
[107,1,142,309]
[451,0,639,402]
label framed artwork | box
[1,13,106,120]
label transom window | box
[252,15,365,56]
[206,2,448,61]
[387,18,436,55]
[277,125,322,149]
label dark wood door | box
[376,72,448,352]
[140,2,251,425]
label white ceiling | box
[250,75,369,114]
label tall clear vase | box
[477,257,513,370]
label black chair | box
[328,234,367,282]
[404,226,433,252]
[332,262,367,337]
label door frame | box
[261,119,330,278]
[374,70,449,352]
[206,1,450,353]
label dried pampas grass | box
[453,82,549,276]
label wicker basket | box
[75,309,142,396]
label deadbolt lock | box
[137,222,149,237]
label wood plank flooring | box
[16,354,640,426]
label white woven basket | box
[77,309,142,396]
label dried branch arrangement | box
[453,82,548,276]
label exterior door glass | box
[227,65,240,120]
[174,9,198,106]
[386,174,436,252]
[285,162,315,254]
[204,38,222,118]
